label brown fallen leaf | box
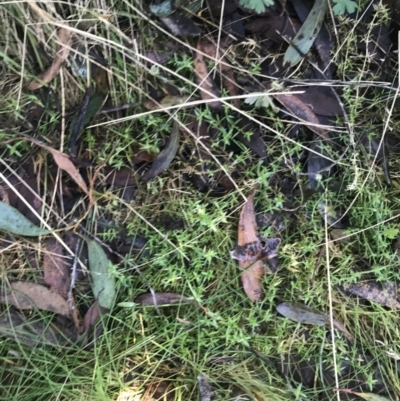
[274,94,330,140]
[27,25,73,90]
[0,281,70,316]
[295,86,343,117]
[230,187,281,302]
[340,281,400,309]
[50,149,89,196]
[44,238,70,301]
[194,42,222,110]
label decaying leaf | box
[0,201,51,236]
[160,12,201,36]
[274,94,330,140]
[27,25,73,90]
[43,238,70,301]
[141,121,180,182]
[134,292,195,306]
[0,281,70,316]
[87,239,116,309]
[197,375,215,401]
[0,310,77,348]
[276,302,353,340]
[194,42,222,110]
[18,135,90,198]
[230,188,281,302]
[283,0,327,66]
[340,281,400,309]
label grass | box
[1,0,400,400]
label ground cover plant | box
[1,0,400,400]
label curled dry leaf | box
[28,25,73,90]
[194,42,222,110]
[44,238,70,301]
[141,121,180,182]
[276,302,353,340]
[50,149,89,196]
[230,187,281,302]
[0,281,70,316]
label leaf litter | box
[0,281,70,316]
[3,0,400,398]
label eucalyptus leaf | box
[277,302,353,340]
[87,240,116,309]
[0,202,51,236]
[283,0,327,67]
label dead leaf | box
[0,310,77,348]
[134,292,195,306]
[160,12,201,36]
[296,86,343,117]
[105,167,137,187]
[141,121,180,182]
[340,281,400,309]
[274,94,330,140]
[50,149,89,196]
[230,187,281,302]
[133,150,157,164]
[27,25,73,90]
[277,302,353,340]
[194,42,222,110]
[197,375,215,401]
[44,238,70,300]
[0,281,70,316]
[245,16,301,43]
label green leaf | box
[87,240,116,309]
[332,0,357,15]
[283,0,327,67]
[383,227,399,240]
[0,202,51,236]
[239,0,275,14]
[245,93,278,111]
